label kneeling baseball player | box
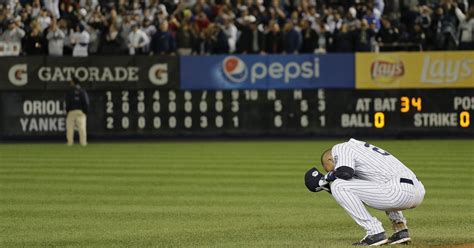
[305,138,425,246]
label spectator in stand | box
[270,0,287,23]
[410,23,427,50]
[46,18,65,56]
[283,21,301,54]
[58,18,72,55]
[364,4,381,32]
[401,5,420,35]
[150,20,176,55]
[44,0,60,19]
[87,26,100,55]
[222,15,238,53]
[70,24,90,57]
[1,19,26,55]
[417,5,434,49]
[300,18,318,53]
[332,23,354,52]
[58,1,78,28]
[31,0,41,18]
[236,15,265,54]
[455,4,474,50]
[327,10,343,34]
[142,18,157,53]
[345,7,361,31]
[434,3,458,50]
[204,23,229,54]
[37,8,52,31]
[106,7,122,30]
[354,19,376,51]
[23,28,43,55]
[194,4,210,32]
[86,6,106,30]
[265,21,284,54]
[176,20,195,55]
[315,22,331,53]
[127,24,149,55]
[99,23,125,54]
[377,18,399,51]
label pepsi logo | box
[222,56,248,83]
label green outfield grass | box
[0,140,473,247]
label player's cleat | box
[352,232,388,246]
[388,229,411,245]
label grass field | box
[0,140,473,247]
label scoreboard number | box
[107,117,113,129]
[106,102,113,114]
[374,112,385,128]
[153,117,161,129]
[216,116,224,128]
[138,116,145,129]
[460,111,470,128]
[400,96,422,112]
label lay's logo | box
[370,57,405,85]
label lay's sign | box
[370,56,405,84]
[356,52,474,89]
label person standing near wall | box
[65,80,89,146]
[71,24,90,57]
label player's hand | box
[324,171,337,182]
[316,178,331,193]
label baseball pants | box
[66,110,87,146]
[330,176,425,235]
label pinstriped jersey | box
[331,138,416,182]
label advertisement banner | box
[180,54,354,89]
[356,51,474,89]
[0,56,178,90]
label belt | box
[400,178,414,185]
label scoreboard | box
[1,89,472,139]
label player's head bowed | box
[320,149,335,172]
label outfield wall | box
[0,53,473,140]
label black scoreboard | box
[1,89,472,139]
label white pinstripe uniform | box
[330,138,425,235]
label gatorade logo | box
[8,64,28,86]
[148,63,168,86]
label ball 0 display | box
[0,89,472,138]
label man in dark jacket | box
[65,80,89,146]
[150,20,176,55]
[265,21,284,54]
[376,18,399,51]
[283,22,302,54]
[236,15,265,54]
[355,19,376,51]
[300,19,319,54]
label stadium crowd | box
[0,0,473,56]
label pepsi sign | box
[223,56,248,83]
[180,54,354,89]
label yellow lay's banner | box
[356,51,474,89]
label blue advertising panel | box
[180,54,354,89]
